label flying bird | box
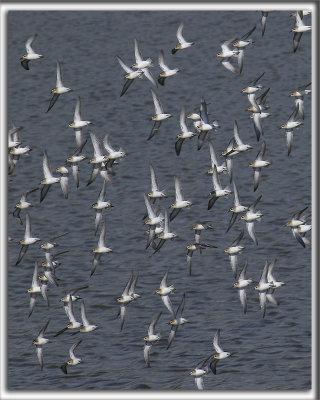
[172,22,194,54]
[117,55,144,97]
[157,49,179,85]
[20,33,43,70]
[16,213,40,265]
[46,61,72,112]
[33,319,50,370]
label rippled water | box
[7,9,311,392]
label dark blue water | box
[7,9,311,391]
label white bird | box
[40,150,61,203]
[248,88,271,141]
[175,106,197,156]
[221,137,238,183]
[231,120,253,154]
[210,329,231,375]
[208,165,231,210]
[226,181,248,233]
[248,141,271,191]
[87,132,111,186]
[171,22,194,54]
[56,166,69,199]
[143,312,162,367]
[285,206,310,247]
[148,164,167,201]
[8,123,22,149]
[60,339,82,374]
[280,106,303,156]
[33,319,50,370]
[207,140,227,175]
[189,355,213,390]
[154,209,177,253]
[144,194,164,249]
[155,270,175,317]
[27,261,47,317]
[241,195,263,245]
[20,33,43,70]
[186,241,216,276]
[117,55,144,96]
[289,82,311,120]
[54,296,82,337]
[254,261,275,318]
[117,272,140,331]
[170,175,192,221]
[197,97,219,150]
[79,301,98,333]
[148,89,172,140]
[216,37,239,73]
[13,187,39,225]
[103,133,126,169]
[16,213,41,265]
[241,73,264,114]
[158,49,179,86]
[167,293,188,349]
[47,61,72,112]
[68,97,92,148]
[8,124,25,173]
[233,261,252,314]
[92,180,113,234]
[224,230,245,278]
[186,222,216,275]
[132,38,153,69]
[66,139,88,188]
[292,10,311,53]
[91,221,112,276]
[266,259,285,305]
[233,25,256,74]
[60,285,89,303]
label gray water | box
[7,10,311,392]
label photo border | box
[1,2,318,399]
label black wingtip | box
[158,77,165,86]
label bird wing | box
[233,181,241,206]
[74,96,81,121]
[69,339,82,360]
[117,55,133,74]
[47,93,60,112]
[176,22,186,44]
[25,33,37,54]
[158,49,169,71]
[98,221,106,248]
[144,194,156,219]
[174,175,184,201]
[213,329,224,353]
[90,132,103,158]
[148,312,162,335]
[25,212,32,239]
[56,61,63,87]
[43,150,53,179]
[151,89,163,114]
[134,38,143,63]
[247,221,258,245]
[239,260,248,281]
[36,346,43,371]
[179,106,188,132]
[103,133,115,153]
[162,295,175,317]
[150,163,159,192]
[80,302,90,326]
[239,288,247,314]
